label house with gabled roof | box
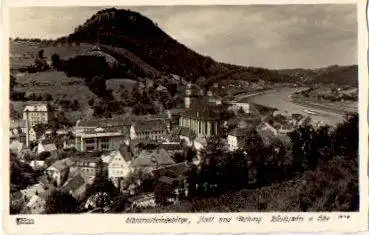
[37,141,57,155]
[108,143,134,187]
[28,124,46,143]
[132,148,175,173]
[45,158,74,187]
[61,173,88,200]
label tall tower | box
[184,83,199,109]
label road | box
[240,87,346,126]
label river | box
[242,87,347,126]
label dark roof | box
[132,148,175,168]
[171,126,196,139]
[160,143,183,151]
[152,162,190,178]
[118,143,133,162]
[157,176,178,185]
[61,174,86,192]
[180,99,220,120]
[37,175,55,189]
[134,120,168,132]
[48,158,74,171]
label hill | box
[63,8,229,81]
[278,65,358,87]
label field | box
[10,41,95,70]
[12,71,98,121]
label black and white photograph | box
[7,3,361,217]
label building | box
[37,142,58,159]
[23,103,52,128]
[61,173,88,200]
[131,148,175,173]
[108,144,134,187]
[74,126,127,152]
[184,83,203,109]
[227,125,256,151]
[130,120,170,141]
[70,156,103,184]
[179,100,220,138]
[45,158,74,187]
[74,117,132,136]
[28,125,46,143]
[193,134,207,152]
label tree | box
[44,190,78,214]
[51,53,61,69]
[198,136,227,195]
[154,181,175,205]
[297,155,358,211]
[332,113,358,157]
[10,153,38,192]
[85,174,118,199]
[288,124,314,171]
[42,93,53,101]
[172,152,185,163]
[264,138,289,183]
[166,83,177,97]
[237,130,266,185]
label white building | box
[108,144,134,187]
[45,158,74,187]
[23,103,52,128]
[227,126,255,151]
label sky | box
[9,5,357,69]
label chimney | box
[25,109,30,148]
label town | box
[10,80,351,214]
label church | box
[179,83,220,138]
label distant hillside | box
[278,65,358,87]
[62,8,228,81]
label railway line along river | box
[241,87,351,126]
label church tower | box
[184,83,200,109]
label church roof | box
[180,99,220,120]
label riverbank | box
[290,95,357,115]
